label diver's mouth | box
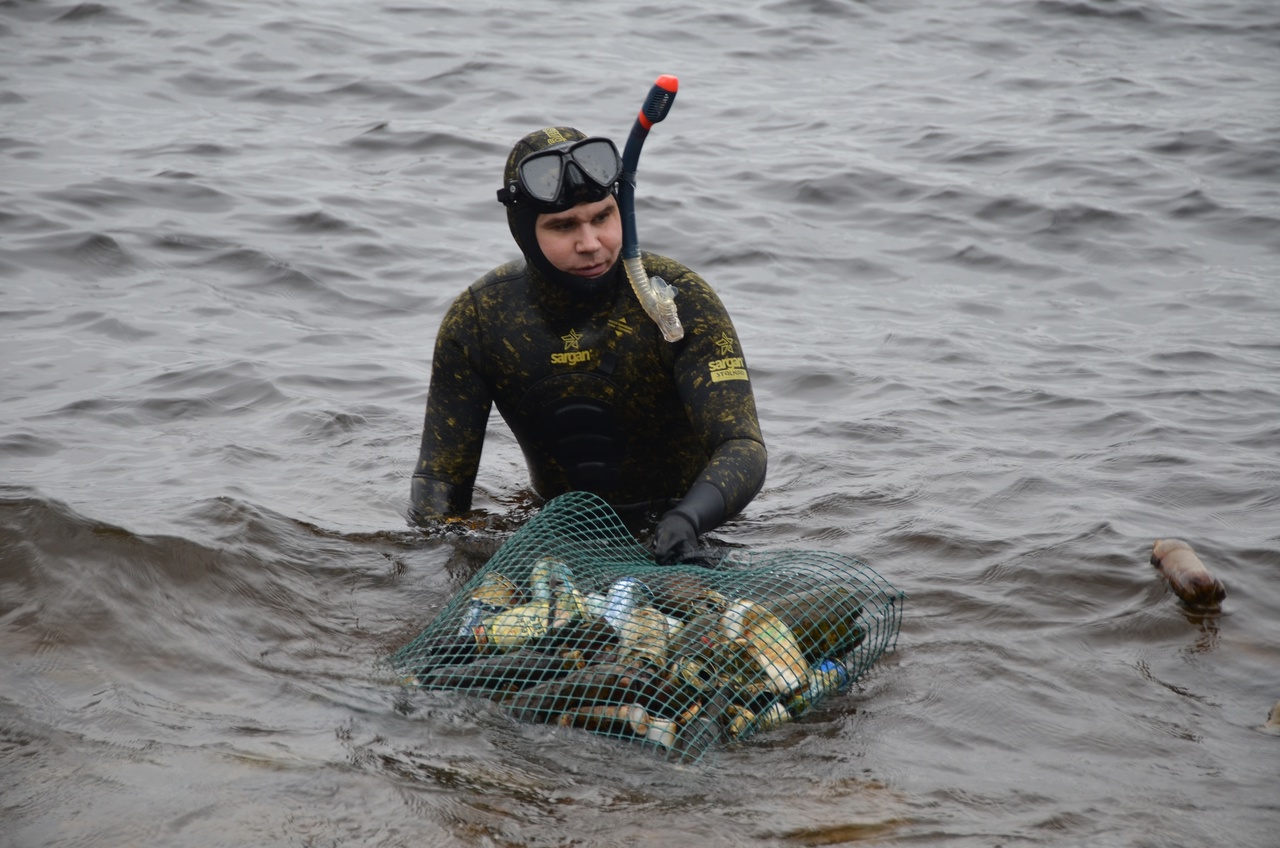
[573,261,610,278]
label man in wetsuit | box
[410,126,766,564]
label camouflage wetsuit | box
[410,252,766,527]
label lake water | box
[2,1,1278,846]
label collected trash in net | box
[391,491,904,763]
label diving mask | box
[497,137,622,210]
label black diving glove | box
[652,482,727,565]
[652,511,698,565]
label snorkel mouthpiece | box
[619,74,684,343]
[623,256,681,342]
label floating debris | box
[1150,538,1226,607]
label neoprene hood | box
[502,126,622,294]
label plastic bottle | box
[787,658,850,716]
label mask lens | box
[570,140,621,187]
[512,138,620,206]
[518,153,564,203]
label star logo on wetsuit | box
[708,331,747,382]
[551,328,593,366]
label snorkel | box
[618,75,683,343]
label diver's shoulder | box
[469,259,529,293]
[640,251,707,289]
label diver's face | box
[534,195,622,279]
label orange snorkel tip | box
[637,75,679,130]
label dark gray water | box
[3,0,1278,845]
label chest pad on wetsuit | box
[513,371,625,494]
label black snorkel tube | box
[618,75,683,342]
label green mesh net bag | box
[391,491,904,763]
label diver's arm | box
[650,258,767,557]
[409,475,474,524]
[653,435,766,564]
[689,437,767,522]
[408,291,493,526]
